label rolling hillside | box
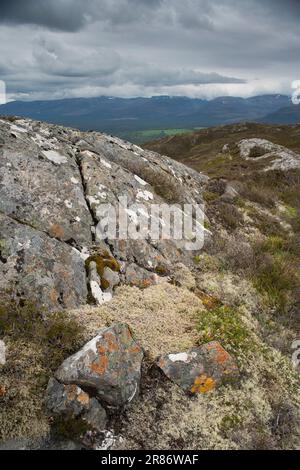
[144,122,300,175]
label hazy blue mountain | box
[259,104,300,124]
[0,94,292,141]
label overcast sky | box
[0,0,299,101]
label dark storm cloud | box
[0,0,164,31]
[0,0,90,31]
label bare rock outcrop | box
[0,117,207,309]
[237,138,300,171]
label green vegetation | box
[119,127,203,144]
[251,236,299,313]
[0,300,82,371]
[144,122,300,174]
[197,306,254,354]
[85,250,120,291]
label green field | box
[119,128,204,144]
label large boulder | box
[54,323,144,407]
[157,341,239,394]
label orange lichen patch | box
[191,374,216,394]
[103,332,119,352]
[49,288,59,304]
[0,385,6,397]
[65,384,79,402]
[205,342,231,365]
[194,290,221,310]
[128,345,142,354]
[130,279,154,289]
[49,223,65,239]
[77,391,90,406]
[90,354,108,376]
[157,357,166,369]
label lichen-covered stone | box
[45,378,107,433]
[55,322,144,407]
[157,341,239,394]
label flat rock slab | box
[157,341,239,394]
[55,322,144,407]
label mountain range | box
[0,94,298,143]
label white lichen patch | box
[136,190,154,201]
[100,158,112,169]
[134,175,148,186]
[87,195,100,206]
[42,150,68,165]
[90,281,112,305]
[64,200,73,209]
[10,124,28,134]
[0,340,6,366]
[168,352,190,363]
[71,177,79,184]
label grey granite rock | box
[55,322,144,408]
[157,341,239,394]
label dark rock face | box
[0,117,207,309]
[54,323,144,408]
[157,341,239,394]
[45,378,107,433]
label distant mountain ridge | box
[0,94,294,141]
[259,103,300,124]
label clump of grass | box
[215,202,243,230]
[240,183,275,208]
[0,300,82,369]
[203,191,219,203]
[250,237,299,314]
[197,306,253,354]
[51,416,90,441]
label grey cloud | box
[0,0,299,100]
[0,0,92,31]
[0,0,163,31]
